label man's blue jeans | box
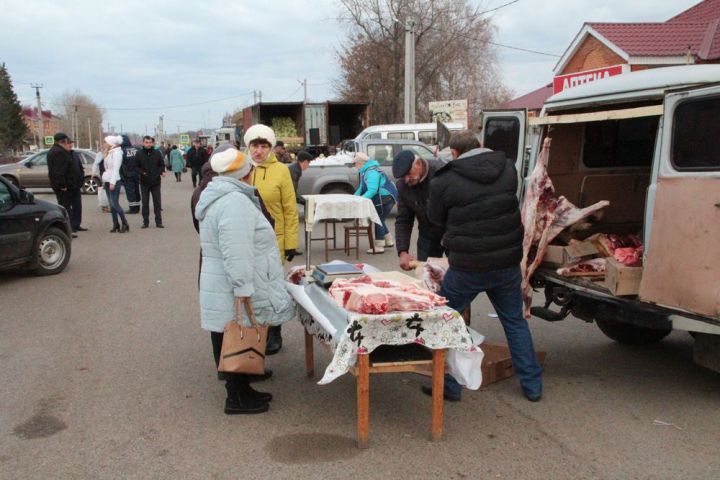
[440,265,543,399]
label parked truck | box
[241,101,369,154]
[481,65,720,374]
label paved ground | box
[1,178,719,479]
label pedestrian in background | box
[46,133,77,236]
[136,135,166,228]
[169,145,184,182]
[273,140,292,164]
[195,145,295,414]
[186,139,209,188]
[353,152,397,254]
[288,150,311,206]
[246,124,299,355]
[120,135,141,214]
[69,145,87,232]
[102,135,129,233]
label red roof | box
[589,21,720,59]
[22,107,53,120]
[668,0,720,23]
[500,84,553,110]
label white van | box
[354,122,465,145]
[482,65,720,374]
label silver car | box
[0,149,101,194]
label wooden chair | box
[343,220,375,259]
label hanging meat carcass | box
[520,138,610,319]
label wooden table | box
[304,330,446,448]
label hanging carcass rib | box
[520,138,610,319]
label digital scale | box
[311,262,364,286]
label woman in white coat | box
[101,135,129,233]
[195,144,295,415]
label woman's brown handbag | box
[218,297,268,375]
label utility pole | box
[258,90,262,103]
[253,90,257,104]
[158,115,164,144]
[298,79,307,103]
[73,104,78,144]
[87,117,92,150]
[31,84,43,148]
[403,19,416,123]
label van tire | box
[595,318,671,345]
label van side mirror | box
[25,162,33,168]
[20,189,34,204]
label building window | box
[582,116,657,168]
[672,96,720,171]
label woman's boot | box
[266,326,283,355]
[224,378,269,415]
[119,222,130,233]
[110,222,120,233]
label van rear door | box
[639,86,720,319]
[480,109,528,189]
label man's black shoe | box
[141,224,149,229]
[73,226,88,232]
[71,233,78,238]
[421,385,461,402]
[156,224,164,228]
[524,392,542,402]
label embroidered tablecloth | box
[303,194,381,227]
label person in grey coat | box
[195,145,296,415]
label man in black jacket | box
[427,131,543,402]
[136,136,166,228]
[392,150,446,270]
[47,133,81,235]
[287,150,311,205]
[186,139,209,187]
[121,135,141,214]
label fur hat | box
[210,143,252,179]
[243,124,276,148]
[104,135,123,146]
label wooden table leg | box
[304,330,314,378]
[431,349,446,441]
[355,220,360,260]
[357,353,370,449]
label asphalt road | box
[1,178,719,479]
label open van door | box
[480,109,528,192]
[639,86,720,319]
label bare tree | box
[54,90,104,150]
[335,0,512,127]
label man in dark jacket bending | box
[392,150,446,270]
[136,136,166,228]
[426,131,543,402]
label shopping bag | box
[218,297,268,375]
[97,187,109,208]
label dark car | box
[0,176,72,276]
[0,148,101,194]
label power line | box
[477,0,520,16]
[43,91,256,111]
[426,24,560,57]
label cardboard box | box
[542,238,599,267]
[605,258,643,296]
[481,343,546,387]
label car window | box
[30,152,48,166]
[672,96,720,171]
[0,181,13,210]
[388,131,415,140]
[402,144,435,161]
[484,117,520,162]
[367,145,394,166]
[79,151,95,165]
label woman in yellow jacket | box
[244,124,299,354]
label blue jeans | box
[104,181,127,227]
[441,266,543,399]
[373,196,395,240]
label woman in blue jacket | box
[354,152,397,254]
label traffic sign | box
[44,136,54,145]
[179,134,190,145]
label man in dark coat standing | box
[186,139,209,188]
[426,131,543,402]
[287,150,311,205]
[136,135,166,228]
[47,133,82,235]
[391,150,446,270]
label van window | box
[366,132,381,139]
[418,131,437,145]
[582,116,657,168]
[387,132,415,140]
[672,96,720,171]
[484,117,520,161]
[402,144,434,161]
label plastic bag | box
[97,187,108,209]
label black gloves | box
[285,249,297,262]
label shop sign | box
[553,64,627,94]
[429,99,468,128]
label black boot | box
[119,222,130,233]
[266,326,282,355]
[247,383,273,403]
[110,223,120,233]
[224,379,269,415]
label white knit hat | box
[243,124,276,148]
[210,144,252,179]
[104,135,123,146]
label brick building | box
[22,107,57,148]
[502,0,720,112]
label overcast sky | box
[1,0,700,134]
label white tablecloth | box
[303,194,381,227]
